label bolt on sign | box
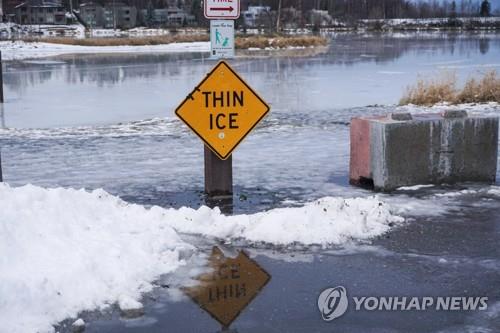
[183,247,271,328]
[175,61,270,160]
[204,0,240,19]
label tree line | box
[60,0,494,19]
[242,0,494,20]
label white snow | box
[0,40,210,61]
[160,197,404,245]
[487,186,500,197]
[0,184,192,333]
[396,102,500,117]
[0,183,403,332]
[0,23,85,38]
[118,295,143,312]
[72,318,85,327]
[397,184,435,191]
[435,189,479,197]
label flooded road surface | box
[1,32,500,332]
[53,189,498,333]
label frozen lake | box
[2,32,500,204]
[1,32,500,332]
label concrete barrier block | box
[349,118,372,187]
[349,112,498,191]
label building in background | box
[307,9,334,27]
[139,7,168,26]
[139,6,194,27]
[242,6,270,27]
[79,2,104,28]
[107,2,136,29]
[79,1,136,29]
[14,0,66,24]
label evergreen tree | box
[146,1,155,27]
[450,1,457,19]
[480,0,491,17]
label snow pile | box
[488,186,500,196]
[0,184,191,333]
[0,40,210,61]
[162,197,403,245]
[0,183,403,332]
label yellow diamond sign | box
[175,61,270,160]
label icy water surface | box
[1,32,500,332]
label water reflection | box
[5,52,207,91]
[0,104,5,128]
[4,33,499,90]
[3,32,500,128]
[479,37,490,54]
[183,246,271,330]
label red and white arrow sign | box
[204,0,240,19]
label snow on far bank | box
[0,40,210,61]
[0,23,85,38]
[396,102,500,117]
[0,183,403,332]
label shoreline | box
[0,35,329,61]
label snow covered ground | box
[0,183,403,333]
[0,40,210,61]
[0,23,85,38]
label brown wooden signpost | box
[183,246,271,329]
[175,61,270,198]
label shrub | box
[400,72,457,105]
[400,70,500,105]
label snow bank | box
[0,40,210,61]
[0,183,403,332]
[161,197,403,245]
[0,184,191,333]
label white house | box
[242,6,270,27]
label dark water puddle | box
[120,185,315,215]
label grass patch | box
[235,35,328,49]
[20,34,328,49]
[21,35,209,46]
[400,70,500,105]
